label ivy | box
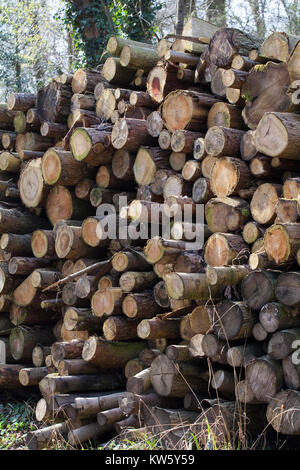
[60,0,162,68]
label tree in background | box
[206,0,227,26]
[62,0,162,68]
[0,0,69,97]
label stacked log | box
[0,23,300,450]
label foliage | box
[0,396,37,450]
[60,0,163,68]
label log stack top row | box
[1,22,300,449]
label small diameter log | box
[207,102,246,130]
[42,148,89,186]
[122,292,164,320]
[0,233,32,257]
[112,118,155,151]
[268,328,300,360]
[111,150,135,181]
[82,336,146,369]
[97,407,125,427]
[40,373,124,396]
[119,271,157,292]
[133,146,170,186]
[46,186,94,226]
[171,130,203,155]
[57,359,100,376]
[137,318,181,340]
[242,221,265,245]
[74,392,126,419]
[181,160,202,182]
[69,127,113,167]
[210,157,251,198]
[246,355,283,402]
[125,358,145,379]
[32,345,51,367]
[153,281,170,309]
[0,152,20,173]
[204,126,244,157]
[55,223,101,260]
[201,155,218,179]
[9,326,55,361]
[8,257,53,276]
[7,92,37,112]
[282,356,300,390]
[211,68,226,98]
[158,129,171,150]
[19,367,48,387]
[2,131,17,150]
[126,368,151,395]
[72,69,103,94]
[189,305,213,335]
[150,354,208,397]
[192,177,213,204]
[204,233,249,267]
[164,272,223,301]
[103,57,137,85]
[31,230,55,259]
[211,370,236,398]
[25,422,68,450]
[64,307,102,333]
[19,158,49,208]
[169,151,187,172]
[205,197,250,233]
[206,265,250,286]
[40,122,68,140]
[194,137,208,161]
[250,183,282,225]
[75,178,95,201]
[103,316,140,341]
[264,223,300,265]
[226,343,264,368]
[68,422,113,447]
[51,339,85,362]
[241,270,279,311]
[146,111,164,138]
[222,69,248,89]
[259,302,300,333]
[112,251,149,273]
[31,270,61,289]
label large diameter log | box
[162,90,219,132]
[46,186,94,226]
[111,118,155,151]
[264,223,300,265]
[7,92,37,112]
[255,112,300,159]
[210,157,251,197]
[205,197,250,233]
[241,270,279,310]
[133,147,170,186]
[55,224,100,260]
[37,81,72,123]
[19,158,49,208]
[259,302,300,333]
[42,148,89,186]
[261,32,299,62]
[204,233,249,267]
[211,300,255,340]
[9,327,55,361]
[250,183,282,225]
[245,355,283,404]
[164,272,223,301]
[266,389,300,435]
[82,337,146,369]
[241,62,293,129]
[268,328,300,360]
[150,354,207,397]
[204,126,244,157]
[276,272,300,308]
[209,28,263,69]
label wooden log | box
[42,148,89,186]
[268,328,300,360]
[282,356,300,390]
[255,112,300,159]
[150,354,208,397]
[205,197,250,233]
[211,68,226,98]
[25,422,68,450]
[146,64,184,104]
[137,318,180,340]
[164,272,223,301]
[158,129,172,150]
[276,272,300,308]
[133,146,170,186]
[0,207,49,235]
[51,339,85,362]
[57,359,100,376]
[111,118,155,151]
[9,326,55,361]
[72,69,103,94]
[0,151,20,173]
[102,57,136,85]
[2,131,17,151]
[32,345,51,367]
[0,233,32,257]
[261,32,299,62]
[206,265,250,286]
[119,271,157,292]
[264,223,300,265]
[146,111,164,138]
[162,90,219,132]
[19,158,49,209]
[210,157,251,197]
[250,183,282,225]
[211,300,255,340]
[204,232,249,267]
[103,316,140,341]
[19,367,48,386]
[46,186,94,226]
[74,391,126,418]
[31,230,55,259]
[227,343,264,368]
[63,307,102,333]
[55,223,101,260]
[69,127,113,166]
[68,422,113,446]
[246,355,283,402]
[82,336,146,369]
[207,102,246,130]
[8,257,53,276]
[205,126,244,158]
[7,92,37,112]
[241,270,279,310]
[122,292,164,320]
[266,389,300,435]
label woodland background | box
[0,0,299,100]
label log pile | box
[0,22,300,449]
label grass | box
[0,393,38,450]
